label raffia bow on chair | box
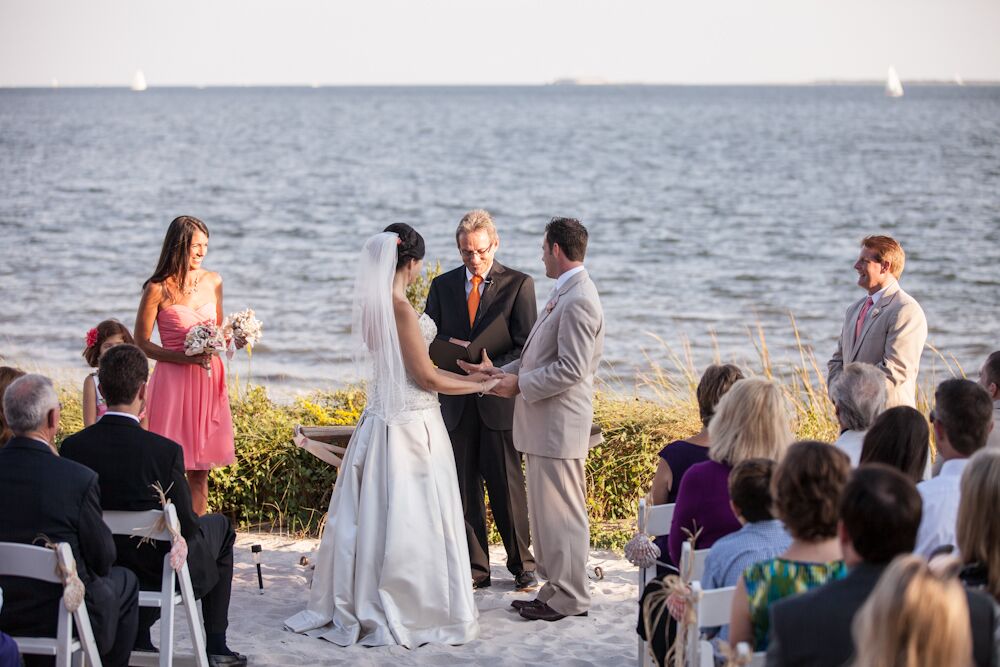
[717,640,754,667]
[35,536,85,613]
[134,482,188,570]
[625,496,673,572]
[639,528,703,667]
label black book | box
[429,315,513,373]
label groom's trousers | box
[525,453,591,616]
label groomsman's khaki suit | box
[828,280,927,409]
[503,268,604,616]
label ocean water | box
[1,85,999,394]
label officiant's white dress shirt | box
[915,458,968,557]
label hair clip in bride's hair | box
[396,237,402,246]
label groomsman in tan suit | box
[464,217,604,622]
[828,235,927,409]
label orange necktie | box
[468,275,483,326]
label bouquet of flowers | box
[223,308,264,359]
[184,321,226,376]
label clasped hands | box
[457,349,519,398]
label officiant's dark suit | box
[425,253,538,587]
[61,414,237,644]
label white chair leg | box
[179,564,209,667]
[158,565,176,667]
[55,606,72,667]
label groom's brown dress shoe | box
[518,602,588,622]
[510,598,543,611]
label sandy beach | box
[161,534,639,667]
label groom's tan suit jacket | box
[827,281,927,409]
[503,269,604,460]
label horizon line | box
[5,79,1000,90]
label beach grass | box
[47,289,960,551]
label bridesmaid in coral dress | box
[136,215,235,515]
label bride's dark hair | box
[383,223,425,271]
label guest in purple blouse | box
[668,378,794,566]
[651,363,745,506]
[650,364,743,568]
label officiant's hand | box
[487,373,519,398]
[458,349,502,376]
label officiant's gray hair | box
[456,209,498,244]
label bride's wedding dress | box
[285,234,478,648]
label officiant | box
[425,209,538,591]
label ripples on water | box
[1,85,998,394]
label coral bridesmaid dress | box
[146,303,235,470]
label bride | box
[285,224,499,648]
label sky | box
[2,0,999,87]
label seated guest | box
[668,378,794,566]
[859,406,930,484]
[915,378,993,557]
[851,556,976,667]
[829,362,886,466]
[977,350,1000,451]
[730,441,850,651]
[0,366,26,446]
[767,465,994,667]
[650,363,743,565]
[0,374,139,667]
[59,346,245,667]
[0,588,21,667]
[667,459,790,645]
[956,449,1000,603]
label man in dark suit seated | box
[0,374,139,667]
[60,345,245,667]
[767,465,998,667]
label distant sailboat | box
[51,78,60,89]
[954,73,965,86]
[131,70,147,92]
[885,66,903,98]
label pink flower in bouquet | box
[184,321,226,376]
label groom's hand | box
[487,373,519,398]
[457,349,502,376]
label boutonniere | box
[545,298,558,314]
[870,307,881,317]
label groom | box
[466,217,605,621]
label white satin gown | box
[284,314,479,648]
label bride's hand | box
[457,349,502,376]
[466,371,501,384]
[477,377,501,395]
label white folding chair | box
[0,542,103,667]
[679,541,711,583]
[736,641,766,667]
[686,581,736,667]
[102,505,208,667]
[636,498,676,667]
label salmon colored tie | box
[468,275,483,326]
[855,296,874,340]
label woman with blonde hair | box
[852,555,972,667]
[956,449,1000,602]
[667,377,794,565]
